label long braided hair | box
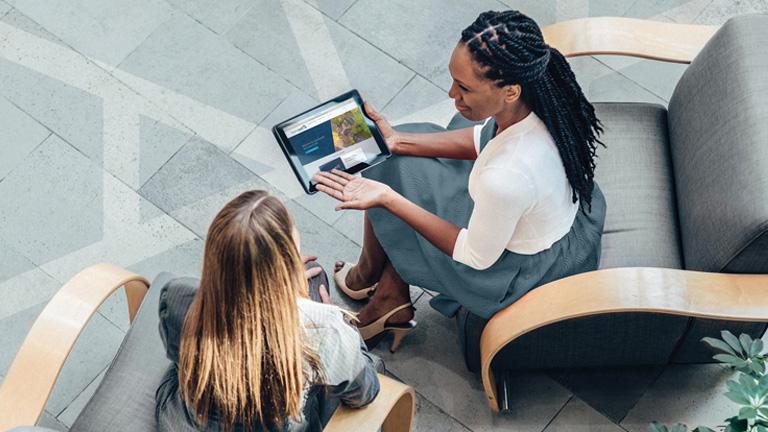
[461,10,604,212]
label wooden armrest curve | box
[542,17,718,63]
[479,267,768,412]
[0,263,149,431]
[325,373,416,432]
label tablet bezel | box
[271,89,391,194]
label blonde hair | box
[178,190,321,431]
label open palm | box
[312,169,392,210]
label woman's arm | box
[381,191,460,256]
[364,102,477,160]
[393,128,477,160]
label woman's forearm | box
[382,190,460,257]
[393,127,476,160]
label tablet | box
[272,90,391,194]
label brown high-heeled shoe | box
[357,303,417,353]
[334,262,377,300]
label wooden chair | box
[0,264,416,431]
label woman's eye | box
[459,85,469,92]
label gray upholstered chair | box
[471,14,768,412]
[0,264,416,431]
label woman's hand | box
[312,169,395,211]
[364,102,399,153]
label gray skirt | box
[363,115,607,320]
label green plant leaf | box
[755,425,768,432]
[703,337,739,356]
[649,422,669,432]
[692,428,717,432]
[740,334,754,356]
[671,424,688,432]
[715,354,749,368]
[725,415,749,432]
[725,390,752,405]
[751,360,766,376]
[723,331,745,356]
[738,406,758,420]
[750,339,765,358]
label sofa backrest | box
[668,14,768,273]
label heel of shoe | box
[389,324,417,353]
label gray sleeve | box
[157,278,198,364]
[325,338,381,408]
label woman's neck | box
[494,103,532,134]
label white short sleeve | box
[472,118,492,156]
[452,166,536,270]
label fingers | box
[305,266,323,280]
[302,255,318,263]
[315,184,344,201]
[313,171,347,190]
[364,102,379,119]
[336,201,364,211]
[330,169,355,181]
[319,284,331,305]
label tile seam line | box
[380,72,418,113]
[591,56,672,104]
[539,394,574,432]
[616,365,668,425]
[137,133,198,190]
[52,363,110,419]
[336,0,361,22]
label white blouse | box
[451,111,579,270]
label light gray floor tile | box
[0,237,36,282]
[258,89,320,130]
[0,1,11,17]
[568,56,668,105]
[0,265,60,322]
[165,0,255,34]
[39,410,68,431]
[304,0,358,20]
[413,390,472,432]
[6,0,173,65]
[99,238,203,332]
[339,0,503,91]
[658,0,715,22]
[227,0,413,109]
[56,367,106,427]
[623,0,706,19]
[0,303,47,376]
[374,295,571,432]
[548,366,664,423]
[594,56,687,103]
[332,209,364,246]
[139,137,257,214]
[44,312,124,416]
[694,0,768,24]
[381,76,449,124]
[0,96,50,181]
[1,6,72,47]
[543,397,624,432]
[620,364,738,432]
[0,135,107,265]
[119,11,292,124]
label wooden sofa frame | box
[0,263,415,432]
[480,16,768,413]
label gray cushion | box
[70,273,176,432]
[668,13,768,272]
[593,103,683,269]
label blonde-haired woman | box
[154,190,380,431]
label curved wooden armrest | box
[0,263,149,431]
[325,373,416,432]
[542,17,718,63]
[480,267,768,412]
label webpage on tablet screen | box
[284,100,380,177]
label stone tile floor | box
[1,0,767,430]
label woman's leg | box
[335,212,389,290]
[356,261,414,326]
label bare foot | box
[335,260,379,292]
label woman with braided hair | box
[312,9,606,358]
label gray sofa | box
[463,13,768,411]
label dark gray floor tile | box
[694,0,768,24]
[381,76,448,124]
[139,137,257,213]
[226,0,413,108]
[0,265,60,323]
[413,390,473,432]
[304,0,358,20]
[39,410,68,431]
[332,209,364,246]
[543,397,624,432]
[7,0,173,65]
[548,366,665,423]
[0,96,50,181]
[119,11,292,124]
[137,115,194,189]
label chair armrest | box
[542,17,718,63]
[325,373,416,432]
[0,264,149,431]
[479,267,768,412]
